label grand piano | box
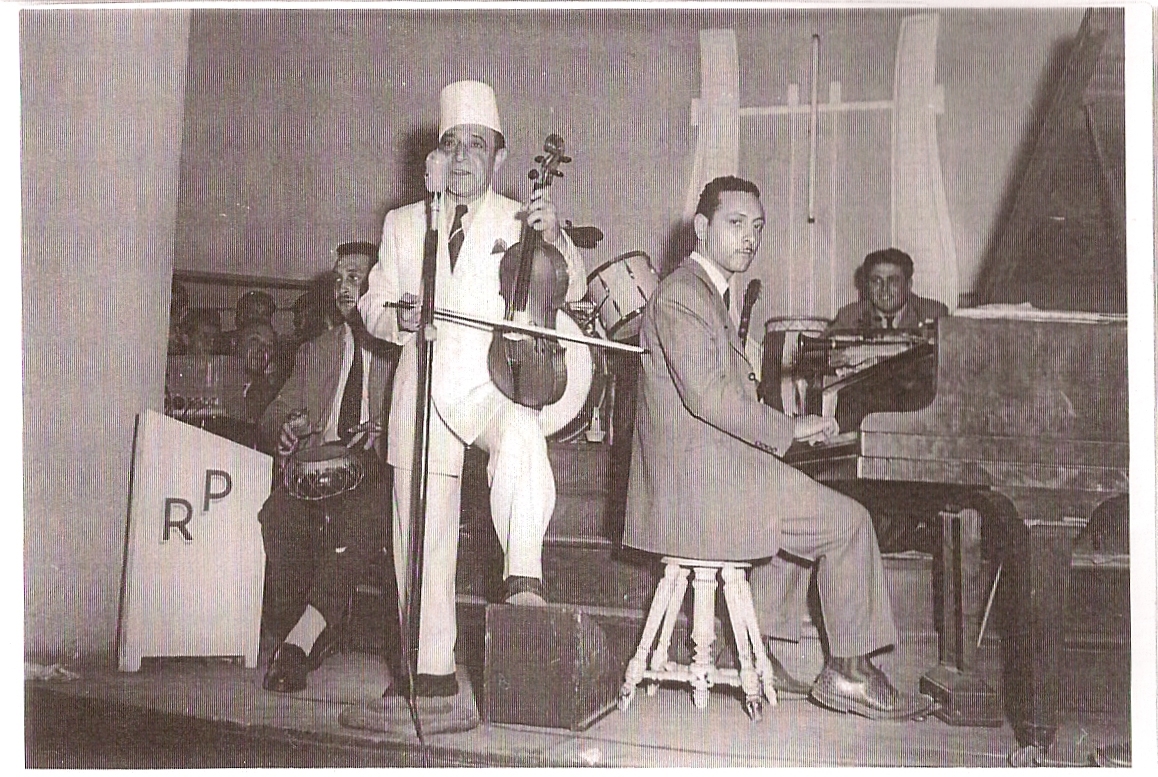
[772,8,1128,760]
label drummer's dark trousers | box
[258,457,392,642]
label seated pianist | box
[829,248,948,332]
[256,241,396,694]
[623,175,934,720]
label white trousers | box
[392,400,556,676]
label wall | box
[174,7,1085,316]
[22,9,190,662]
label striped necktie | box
[448,204,468,272]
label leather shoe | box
[809,664,936,721]
[306,626,342,670]
[504,575,547,606]
[263,643,310,693]
[386,672,459,698]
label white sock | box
[284,605,327,653]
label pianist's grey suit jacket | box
[624,258,826,560]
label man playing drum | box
[257,241,397,694]
[343,80,586,735]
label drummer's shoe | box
[503,575,547,606]
[306,626,342,670]
[338,666,480,736]
[263,643,310,693]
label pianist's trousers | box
[393,400,556,677]
[748,481,898,658]
[259,457,391,642]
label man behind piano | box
[830,248,948,331]
[623,176,935,720]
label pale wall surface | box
[174,7,1084,311]
[22,9,190,661]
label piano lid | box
[973,8,1126,315]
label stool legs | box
[689,566,717,709]
[620,559,774,721]
[721,564,774,720]
[619,562,688,711]
[649,564,691,695]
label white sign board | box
[117,410,271,670]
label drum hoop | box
[606,308,644,340]
[293,442,355,463]
[585,250,652,285]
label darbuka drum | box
[285,443,366,501]
[586,250,658,342]
[758,317,830,416]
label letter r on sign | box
[163,498,194,541]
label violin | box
[487,134,572,409]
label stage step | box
[354,439,1129,716]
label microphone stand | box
[397,190,442,743]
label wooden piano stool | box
[618,558,777,721]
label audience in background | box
[224,290,278,354]
[185,308,225,356]
[237,321,284,425]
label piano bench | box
[618,557,777,722]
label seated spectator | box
[224,290,277,354]
[237,321,284,426]
[185,308,224,355]
[830,248,948,331]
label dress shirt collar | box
[874,301,908,329]
[689,250,731,303]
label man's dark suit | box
[830,293,948,330]
[623,257,897,658]
[257,324,395,641]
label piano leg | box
[994,491,1088,758]
[919,508,1003,727]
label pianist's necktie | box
[337,339,363,444]
[884,315,895,330]
[723,288,731,311]
[448,204,468,272]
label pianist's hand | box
[792,414,839,445]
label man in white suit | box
[343,80,585,734]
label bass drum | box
[538,310,594,439]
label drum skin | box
[284,443,366,500]
[586,251,658,343]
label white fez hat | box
[439,80,503,139]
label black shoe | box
[263,643,310,693]
[503,575,547,606]
[389,672,459,698]
[306,626,341,670]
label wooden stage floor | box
[26,622,1129,768]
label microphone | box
[737,278,762,348]
[424,149,449,196]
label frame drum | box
[586,251,658,342]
